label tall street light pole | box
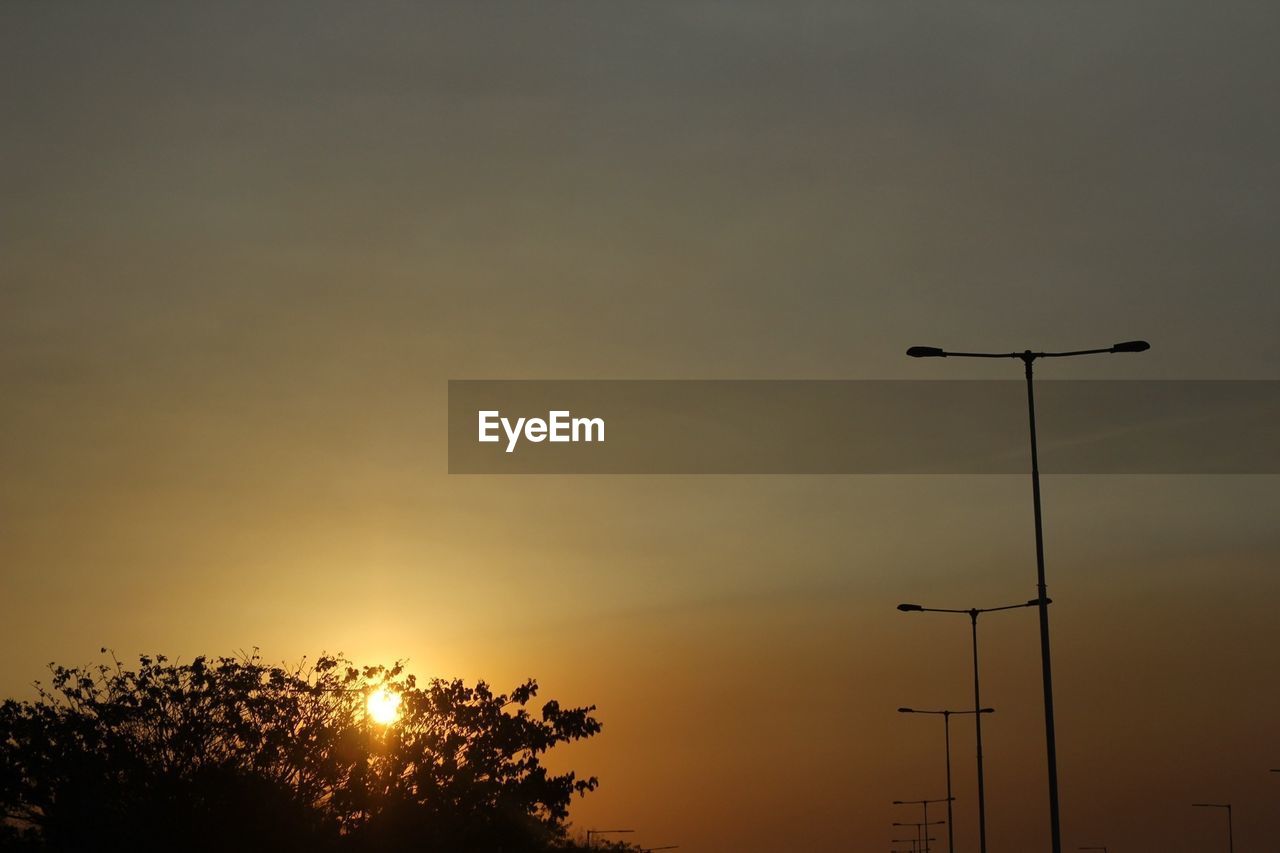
[907,339,1150,853]
[898,707,994,853]
[1192,804,1234,853]
[897,599,1041,853]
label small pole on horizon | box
[586,829,635,849]
[1192,803,1234,853]
[893,815,946,853]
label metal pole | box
[1024,353,1062,853]
[1227,804,1234,853]
[970,610,988,853]
[943,712,954,853]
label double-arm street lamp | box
[892,838,937,853]
[898,707,993,853]
[894,819,945,853]
[897,599,1041,853]
[893,798,952,853]
[1191,804,1234,853]
[907,339,1150,853]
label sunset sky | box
[3,3,1278,851]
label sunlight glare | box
[366,687,401,725]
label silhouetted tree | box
[0,651,602,852]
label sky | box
[2,2,1279,851]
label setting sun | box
[366,687,401,726]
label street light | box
[898,707,994,853]
[1191,804,1233,853]
[894,799,952,853]
[894,818,945,853]
[906,339,1150,853]
[897,599,1041,853]
[586,829,635,849]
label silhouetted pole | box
[1192,804,1233,853]
[898,600,1038,853]
[907,339,1150,853]
[894,829,941,853]
[943,712,953,853]
[894,838,937,853]
[899,707,994,853]
[968,610,985,853]
[586,829,635,849]
[895,819,945,853]
[894,799,951,853]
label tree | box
[0,651,603,852]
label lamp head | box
[1110,340,1150,353]
[897,707,914,714]
[907,346,946,358]
[897,603,924,612]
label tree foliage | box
[0,651,602,852]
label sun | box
[366,687,402,725]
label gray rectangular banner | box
[448,380,1279,474]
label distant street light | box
[907,338,1150,853]
[893,798,952,853]
[587,829,635,849]
[1191,803,1234,853]
[899,707,993,853]
[896,819,947,853]
[897,599,1040,853]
